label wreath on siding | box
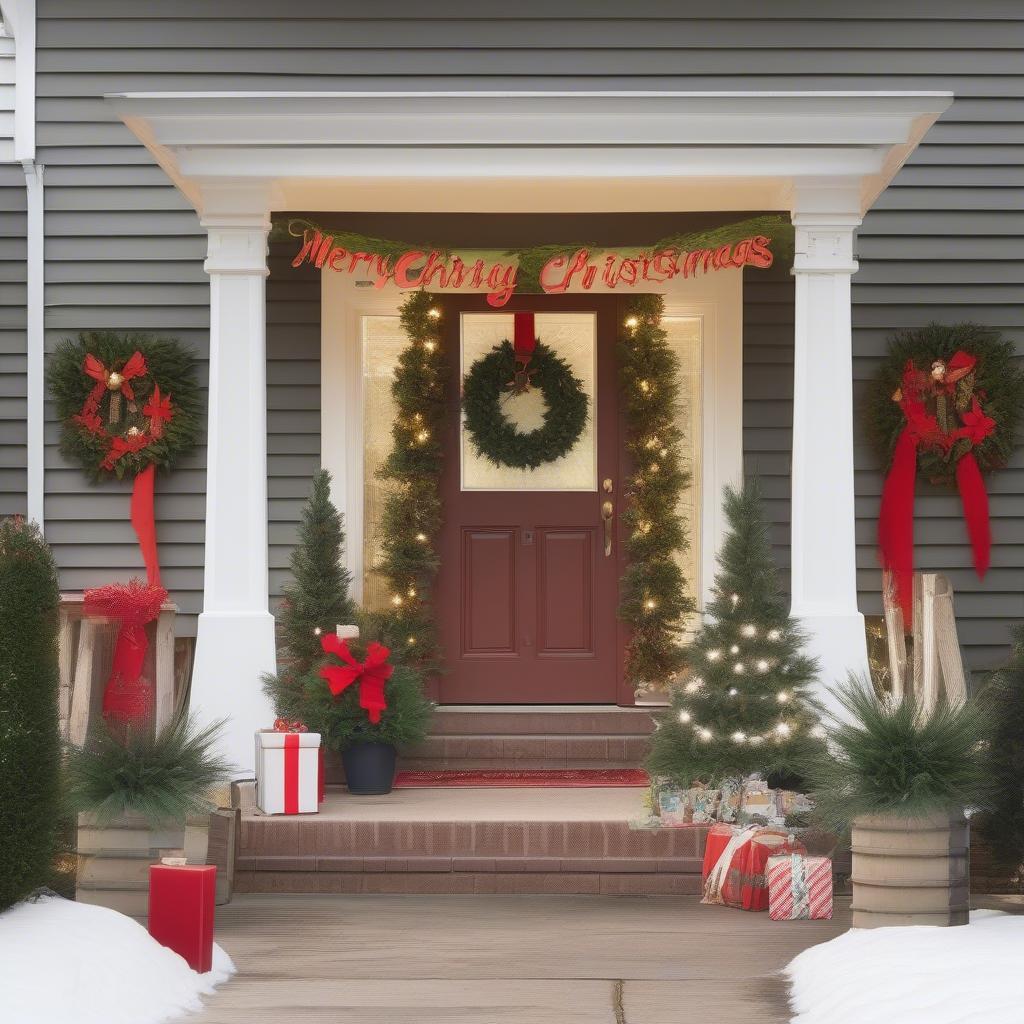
[867,322,1024,619]
[47,332,201,587]
[462,331,588,471]
[48,332,201,480]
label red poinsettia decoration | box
[319,634,393,724]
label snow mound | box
[1,894,235,1024]
[785,910,1024,1024]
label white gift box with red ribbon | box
[255,729,321,815]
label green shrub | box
[0,518,61,910]
[804,677,993,831]
[64,713,231,827]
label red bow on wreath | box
[319,635,393,724]
[879,349,995,620]
[83,350,148,425]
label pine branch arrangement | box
[647,483,824,787]
[374,290,447,671]
[63,713,231,827]
[0,518,61,911]
[618,294,694,696]
[277,469,356,679]
[805,679,993,831]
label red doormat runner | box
[393,769,649,788]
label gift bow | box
[273,717,308,733]
[100,430,152,471]
[319,635,393,724]
[143,384,174,438]
[83,350,147,403]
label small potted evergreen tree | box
[806,678,992,927]
[265,469,433,795]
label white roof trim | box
[108,90,953,219]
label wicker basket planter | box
[851,811,970,928]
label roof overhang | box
[108,90,953,219]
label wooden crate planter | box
[851,812,970,928]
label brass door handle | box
[601,500,614,557]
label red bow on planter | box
[879,349,995,620]
[319,635,393,724]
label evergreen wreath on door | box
[462,312,589,470]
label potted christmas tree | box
[265,469,432,795]
[647,483,824,788]
[807,678,991,927]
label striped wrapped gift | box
[766,852,833,921]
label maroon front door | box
[436,295,624,704]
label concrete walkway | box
[193,893,851,1023]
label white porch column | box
[190,213,276,777]
[790,200,870,707]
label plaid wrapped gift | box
[766,852,833,920]
[702,823,805,911]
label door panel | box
[462,528,517,656]
[437,294,624,704]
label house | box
[1,3,1020,893]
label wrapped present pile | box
[639,774,815,830]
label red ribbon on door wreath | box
[513,311,537,365]
[319,635,394,724]
[878,350,995,620]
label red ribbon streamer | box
[513,311,537,364]
[283,733,299,815]
[956,451,991,580]
[878,428,918,622]
[131,463,161,588]
[319,635,393,724]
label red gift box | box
[148,862,217,972]
[701,822,804,911]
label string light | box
[313,626,322,636]
[730,645,740,655]
[731,731,747,744]
[733,663,745,674]
[406,636,417,646]
[684,678,703,694]
[391,594,404,606]
[728,687,739,696]
[678,710,692,724]
[639,379,651,394]
[625,315,639,330]
[767,628,782,641]
[775,722,791,738]
[423,340,437,353]
[696,727,713,742]
[415,429,430,444]
[811,725,827,740]
[415,532,428,543]
[756,659,770,673]
[407,586,417,598]
[749,735,765,747]
[648,463,660,474]
[730,593,740,606]
[741,624,757,638]
[427,307,441,320]
[644,437,659,450]
[707,649,722,662]
[776,690,790,703]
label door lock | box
[601,500,614,557]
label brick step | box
[400,733,651,768]
[428,708,656,737]
[236,812,709,895]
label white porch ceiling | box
[108,90,953,218]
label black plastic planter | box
[342,742,397,795]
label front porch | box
[192,892,851,1023]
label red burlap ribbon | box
[319,635,393,724]
[878,350,993,621]
[513,311,537,365]
[83,350,147,406]
[84,579,168,724]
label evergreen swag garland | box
[618,295,694,696]
[374,291,447,671]
[462,339,588,470]
[47,332,201,481]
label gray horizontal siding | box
[0,164,26,519]
[35,1,1024,674]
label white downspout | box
[3,0,43,530]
